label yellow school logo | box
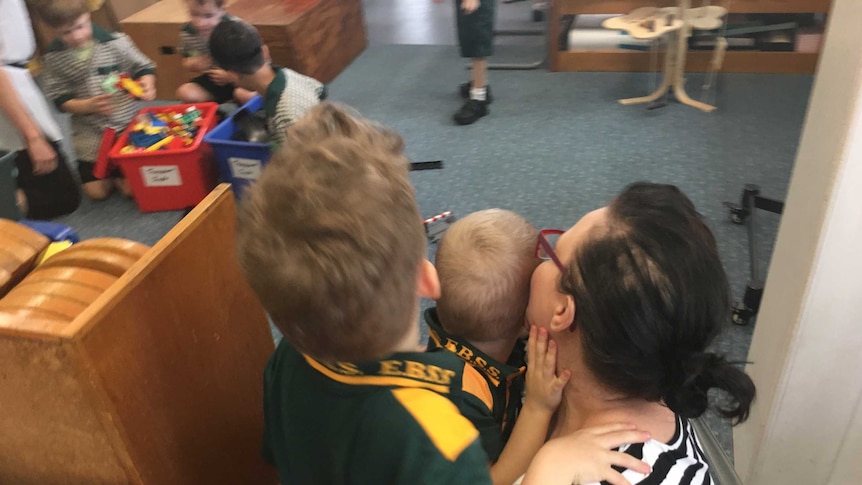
[428,329,502,381]
[379,360,456,385]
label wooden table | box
[122,0,367,97]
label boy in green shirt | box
[236,103,649,484]
[428,209,567,485]
[208,18,324,150]
[235,102,492,484]
[175,0,256,105]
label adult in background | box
[521,182,756,485]
[0,0,80,219]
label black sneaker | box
[454,99,489,125]
[459,83,493,104]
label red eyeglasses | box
[536,229,577,332]
[536,229,566,275]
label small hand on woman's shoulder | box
[520,423,651,485]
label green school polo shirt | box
[262,66,324,150]
[262,338,493,485]
[424,308,527,462]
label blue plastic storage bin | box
[204,95,272,198]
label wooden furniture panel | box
[0,337,130,485]
[230,0,368,87]
[0,185,278,484]
[66,185,276,485]
[550,0,832,73]
[107,0,159,22]
[555,50,821,72]
[0,220,49,298]
[558,0,832,15]
[121,0,367,97]
[120,16,188,100]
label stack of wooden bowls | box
[0,220,150,332]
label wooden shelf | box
[558,0,832,15]
[556,50,821,73]
[549,0,832,74]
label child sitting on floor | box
[207,18,324,150]
[37,0,157,201]
[174,0,256,106]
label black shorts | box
[78,160,123,184]
[191,73,237,104]
[456,0,497,58]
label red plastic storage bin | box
[108,103,219,212]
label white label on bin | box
[141,166,182,187]
[228,157,262,180]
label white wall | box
[733,0,862,482]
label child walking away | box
[37,0,156,201]
[175,0,256,106]
[208,18,325,150]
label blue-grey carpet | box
[51,44,813,458]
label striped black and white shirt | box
[512,416,713,485]
[593,416,712,485]
[41,24,155,161]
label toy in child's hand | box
[102,72,145,99]
[231,108,271,144]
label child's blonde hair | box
[435,209,538,342]
[35,0,90,28]
[236,102,426,362]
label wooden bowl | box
[37,238,150,277]
[9,279,105,308]
[0,308,68,334]
[0,291,89,322]
[24,266,119,292]
[0,221,50,298]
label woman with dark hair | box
[519,182,755,485]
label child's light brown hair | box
[35,0,89,28]
[435,209,539,342]
[236,102,425,362]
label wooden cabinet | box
[0,186,278,484]
[121,0,367,97]
[548,0,832,73]
[107,0,159,22]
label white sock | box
[470,87,487,101]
